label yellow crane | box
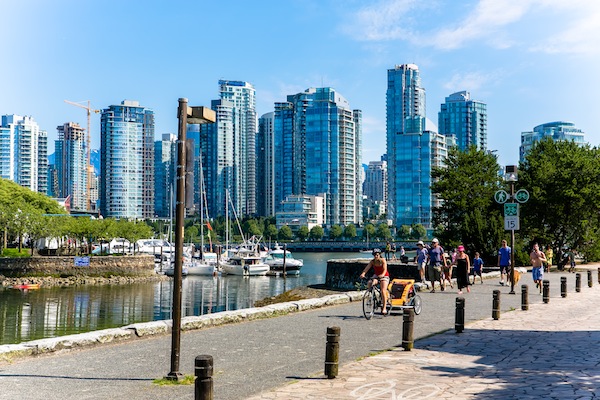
[64,100,100,212]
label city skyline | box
[2,0,599,167]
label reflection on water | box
[0,252,373,345]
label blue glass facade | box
[520,121,585,161]
[100,100,154,219]
[153,134,176,218]
[55,122,87,210]
[386,64,432,229]
[438,91,487,151]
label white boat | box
[264,243,303,275]
[188,252,219,276]
[221,247,270,276]
[163,262,189,277]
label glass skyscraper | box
[438,91,487,151]
[154,133,176,218]
[55,122,87,210]
[256,112,275,217]
[519,121,585,161]
[0,115,47,194]
[99,100,154,219]
[272,87,362,226]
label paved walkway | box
[248,268,600,399]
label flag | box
[206,221,213,231]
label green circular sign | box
[515,189,530,203]
[494,190,509,204]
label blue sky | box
[1,0,599,167]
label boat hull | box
[221,263,269,276]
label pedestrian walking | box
[530,242,547,290]
[544,245,553,272]
[567,248,576,273]
[416,241,427,283]
[452,245,471,294]
[471,251,484,284]
[443,250,454,289]
[385,241,391,261]
[497,240,511,286]
[427,238,448,292]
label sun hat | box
[417,241,424,246]
[457,245,465,252]
[432,238,439,243]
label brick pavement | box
[248,268,600,399]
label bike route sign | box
[504,203,519,231]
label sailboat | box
[188,150,218,276]
[220,191,269,276]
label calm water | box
[0,252,373,345]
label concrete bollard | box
[543,280,550,303]
[561,276,567,298]
[576,273,581,292]
[325,326,340,379]
[455,297,465,333]
[521,284,528,311]
[492,290,501,320]
[195,355,213,400]
[402,308,415,350]
[588,270,593,287]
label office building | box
[272,87,362,226]
[154,133,177,218]
[363,159,387,218]
[275,194,325,231]
[54,122,87,211]
[99,100,154,219]
[520,121,585,161]
[0,115,47,194]
[256,112,275,217]
[438,90,487,151]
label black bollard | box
[325,326,340,379]
[561,276,567,298]
[597,268,600,285]
[402,308,415,350]
[576,273,581,292]
[455,297,465,333]
[543,280,550,303]
[492,290,501,320]
[521,285,528,311]
[588,270,593,288]
[195,355,213,400]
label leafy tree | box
[309,225,324,241]
[411,224,427,240]
[376,223,391,240]
[278,225,293,241]
[431,146,504,260]
[519,138,600,261]
[185,225,199,243]
[296,226,309,241]
[397,225,411,240]
[329,224,343,240]
[242,219,262,237]
[265,224,278,241]
[362,223,375,240]
[343,224,357,240]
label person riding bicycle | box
[359,248,390,314]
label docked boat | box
[221,246,269,276]
[264,243,303,275]
[187,252,219,276]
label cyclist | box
[359,248,390,314]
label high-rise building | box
[54,122,87,211]
[272,87,362,226]
[520,121,585,161]
[99,100,154,219]
[199,81,257,218]
[154,133,177,218]
[387,64,448,230]
[438,90,487,151]
[0,115,47,194]
[256,112,275,217]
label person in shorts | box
[359,249,390,314]
[472,251,484,284]
[497,240,511,286]
[427,238,447,292]
[530,243,547,289]
[416,241,427,283]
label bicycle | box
[361,278,391,319]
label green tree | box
[309,225,324,241]
[362,223,375,240]
[242,219,262,238]
[265,224,278,241]
[329,224,343,240]
[431,146,504,259]
[296,226,309,241]
[519,138,600,261]
[376,223,391,240]
[396,225,411,240]
[185,225,199,243]
[411,224,427,240]
[278,225,293,241]
[343,224,357,240]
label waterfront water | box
[0,252,375,345]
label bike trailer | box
[388,279,415,306]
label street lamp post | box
[166,98,215,381]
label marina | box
[0,251,374,345]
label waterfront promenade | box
[0,266,599,399]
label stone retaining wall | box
[326,259,420,290]
[0,255,155,277]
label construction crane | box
[64,100,100,212]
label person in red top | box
[360,248,390,314]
